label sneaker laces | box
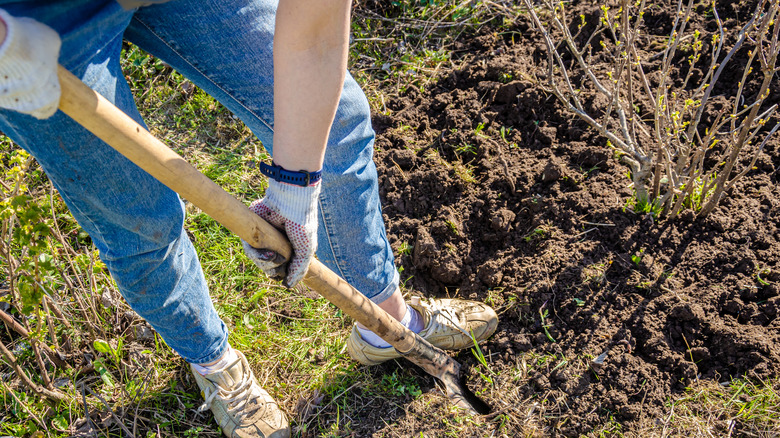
[424,300,473,339]
[197,359,256,422]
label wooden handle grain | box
[57,65,418,353]
[57,66,292,259]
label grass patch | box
[634,378,780,437]
[349,0,523,109]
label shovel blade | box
[400,335,491,415]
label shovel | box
[56,65,490,415]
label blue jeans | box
[0,0,399,364]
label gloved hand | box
[242,179,320,288]
[0,10,61,119]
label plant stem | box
[0,338,65,402]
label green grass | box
[633,378,780,436]
[349,0,522,107]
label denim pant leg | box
[0,0,228,364]
[128,0,399,304]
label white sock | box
[191,346,239,375]
[357,304,423,348]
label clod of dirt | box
[478,260,503,287]
[389,148,416,169]
[490,209,515,233]
[541,159,563,183]
[494,81,528,104]
[669,302,705,321]
[412,226,437,268]
[431,252,463,284]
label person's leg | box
[126,0,497,371]
[125,0,400,307]
[0,0,228,365]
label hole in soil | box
[459,375,492,415]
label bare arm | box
[272,0,352,172]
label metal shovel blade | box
[401,336,491,415]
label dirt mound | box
[371,1,780,434]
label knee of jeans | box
[98,199,187,266]
[103,223,190,293]
[328,77,376,162]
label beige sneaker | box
[191,350,290,438]
[346,297,499,366]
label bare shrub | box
[523,0,780,218]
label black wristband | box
[259,161,322,187]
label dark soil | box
[366,0,780,435]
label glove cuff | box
[0,11,61,117]
[263,179,321,226]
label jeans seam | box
[317,194,354,285]
[130,16,275,134]
[178,251,228,364]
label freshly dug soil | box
[367,0,780,435]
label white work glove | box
[242,179,321,288]
[0,10,61,119]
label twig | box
[495,142,516,192]
[1,381,49,432]
[30,334,53,388]
[86,250,104,323]
[86,385,136,438]
[581,221,615,227]
[132,368,155,438]
[42,297,60,350]
[44,294,73,331]
[80,382,97,437]
[0,338,66,402]
[0,305,67,368]
[267,310,341,322]
[573,227,598,239]
[0,305,29,336]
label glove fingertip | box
[284,261,312,290]
[283,272,298,289]
[31,103,58,120]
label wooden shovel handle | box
[56,66,292,260]
[56,66,418,353]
